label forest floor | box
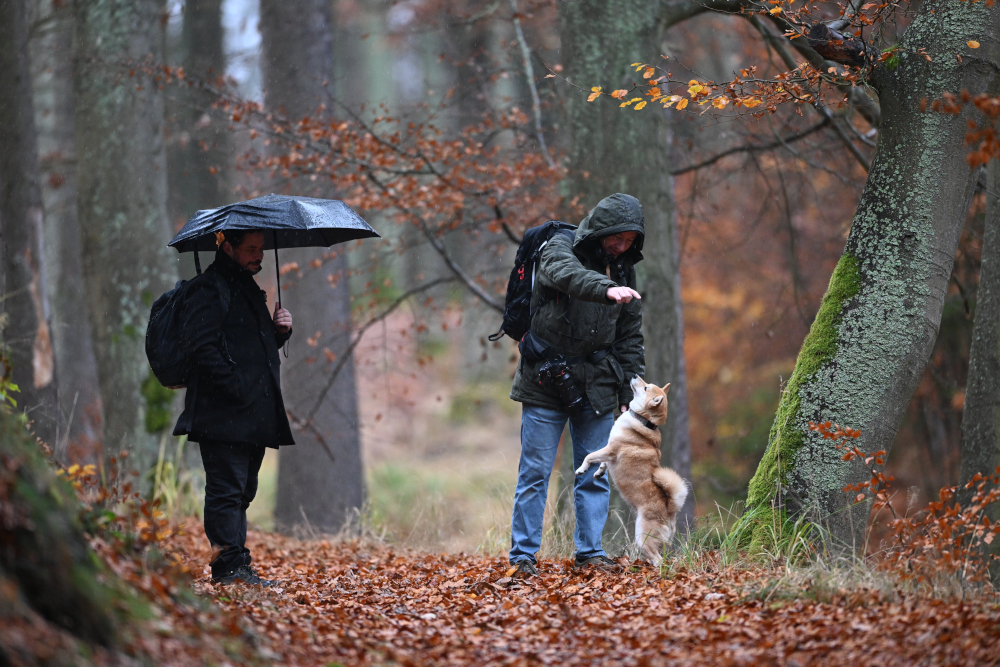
[167,522,1000,666]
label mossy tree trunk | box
[73,0,179,469]
[560,0,693,541]
[744,1,1000,551]
[261,0,366,534]
[0,0,60,445]
[0,405,118,646]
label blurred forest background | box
[2,0,981,556]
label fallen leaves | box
[164,523,1000,666]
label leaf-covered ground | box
[170,523,1000,666]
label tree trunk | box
[744,1,1000,552]
[73,0,178,470]
[29,0,104,463]
[559,0,693,542]
[261,0,366,534]
[166,0,230,227]
[0,0,60,446]
[961,160,1000,519]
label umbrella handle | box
[274,231,288,358]
[194,250,202,275]
[274,235,281,309]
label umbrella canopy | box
[168,193,379,253]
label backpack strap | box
[529,228,576,324]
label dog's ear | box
[650,395,663,407]
[662,383,671,394]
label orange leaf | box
[969,41,981,49]
[676,98,689,110]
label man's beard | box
[245,263,262,275]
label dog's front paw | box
[574,464,589,476]
[593,463,608,479]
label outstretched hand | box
[606,286,641,304]
[273,302,292,334]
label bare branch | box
[303,277,458,423]
[660,0,748,29]
[285,408,337,465]
[364,171,504,311]
[501,221,523,245]
[669,118,829,175]
[509,0,557,170]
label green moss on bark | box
[742,253,861,552]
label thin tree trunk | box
[559,0,693,544]
[744,1,1000,552]
[29,0,103,462]
[0,0,59,445]
[961,160,1000,533]
[73,0,178,470]
[167,0,229,226]
[262,0,366,534]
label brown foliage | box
[163,523,1000,666]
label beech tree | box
[741,0,998,550]
[260,0,367,533]
[560,0,694,535]
[0,0,59,445]
[73,0,178,468]
[961,160,1000,518]
[580,0,998,550]
[29,0,103,460]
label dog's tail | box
[652,466,689,516]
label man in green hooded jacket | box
[508,193,645,575]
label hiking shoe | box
[574,554,618,570]
[213,565,277,587]
[511,560,537,578]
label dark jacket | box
[510,193,646,414]
[173,250,295,448]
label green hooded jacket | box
[510,193,646,415]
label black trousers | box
[199,441,266,578]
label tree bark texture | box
[559,0,693,537]
[261,0,366,534]
[166,0,230,229]
[72,0,178,468]
[0,0,60,445]
[744,1,1000,552]
[961,160,1000,498]
[29,0,104,462]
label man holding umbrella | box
[174,229,294,586]
[166,193,379,586]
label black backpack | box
[145,271,230,389]
[489,220,576,342]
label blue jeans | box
[509,403,613,564]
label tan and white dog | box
[575,377,689,565]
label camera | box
[538,359,586,416]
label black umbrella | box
[169,193,380,307]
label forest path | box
[172,524,1000,666]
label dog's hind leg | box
[635,512,664,566]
